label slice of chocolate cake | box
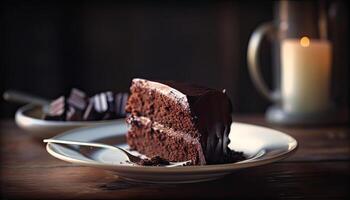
[125,78,244,165]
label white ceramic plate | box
[45,121,298,184]
[15,104,123,138]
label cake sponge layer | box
[126,115,205,165]
[125,80,199,138]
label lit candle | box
[281,37,332,114]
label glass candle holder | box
[247,0,346,125]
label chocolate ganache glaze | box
[158,81,233,164]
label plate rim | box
[45,121,298,174]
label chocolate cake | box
[125,78,244,165]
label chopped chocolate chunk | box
[137,156,170,166]
[65,88,87,121]
[115,93,128,117]
[83,92,113,121]
[105,92,115,112]
[67,88,87,111]
[94,93,108,113]
[83,98,104,121]
[43,89,129,121]
[102,91,117,120]
[43,96,66,121]
[223,150,246,164]
[66,106,80,121]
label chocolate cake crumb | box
[223,150,246,164]
[137,156,170,166]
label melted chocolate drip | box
[159,81,234,164]
[191,92,233,164]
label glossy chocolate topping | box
[158,80,233,164]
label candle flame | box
[300,36,310,47]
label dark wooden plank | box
[1,162,349,200]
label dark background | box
[0,0,348,118]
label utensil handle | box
[3,90,50,106]
[43,139,118,150]
[247,22,280,102]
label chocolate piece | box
[137,156,170,166]
[126,78,245,165]
[106,92,115,111]
[44,96,66,121]
[115,92,128,117]
[223,150,246,163]
[67,88,87,110]
[84,91,129,120]
[83,97,104,121]
[83,92,111,121]
[83,99,94,121]
[66,106,80,121]
[66,88,87,121]
[94,93,108,113]
[43,89,128,121]
[100,92,115,120]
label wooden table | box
[1,115,349,199]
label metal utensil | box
[43,139,191,167]
[3,90,51,112]
[3,90,50,106]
